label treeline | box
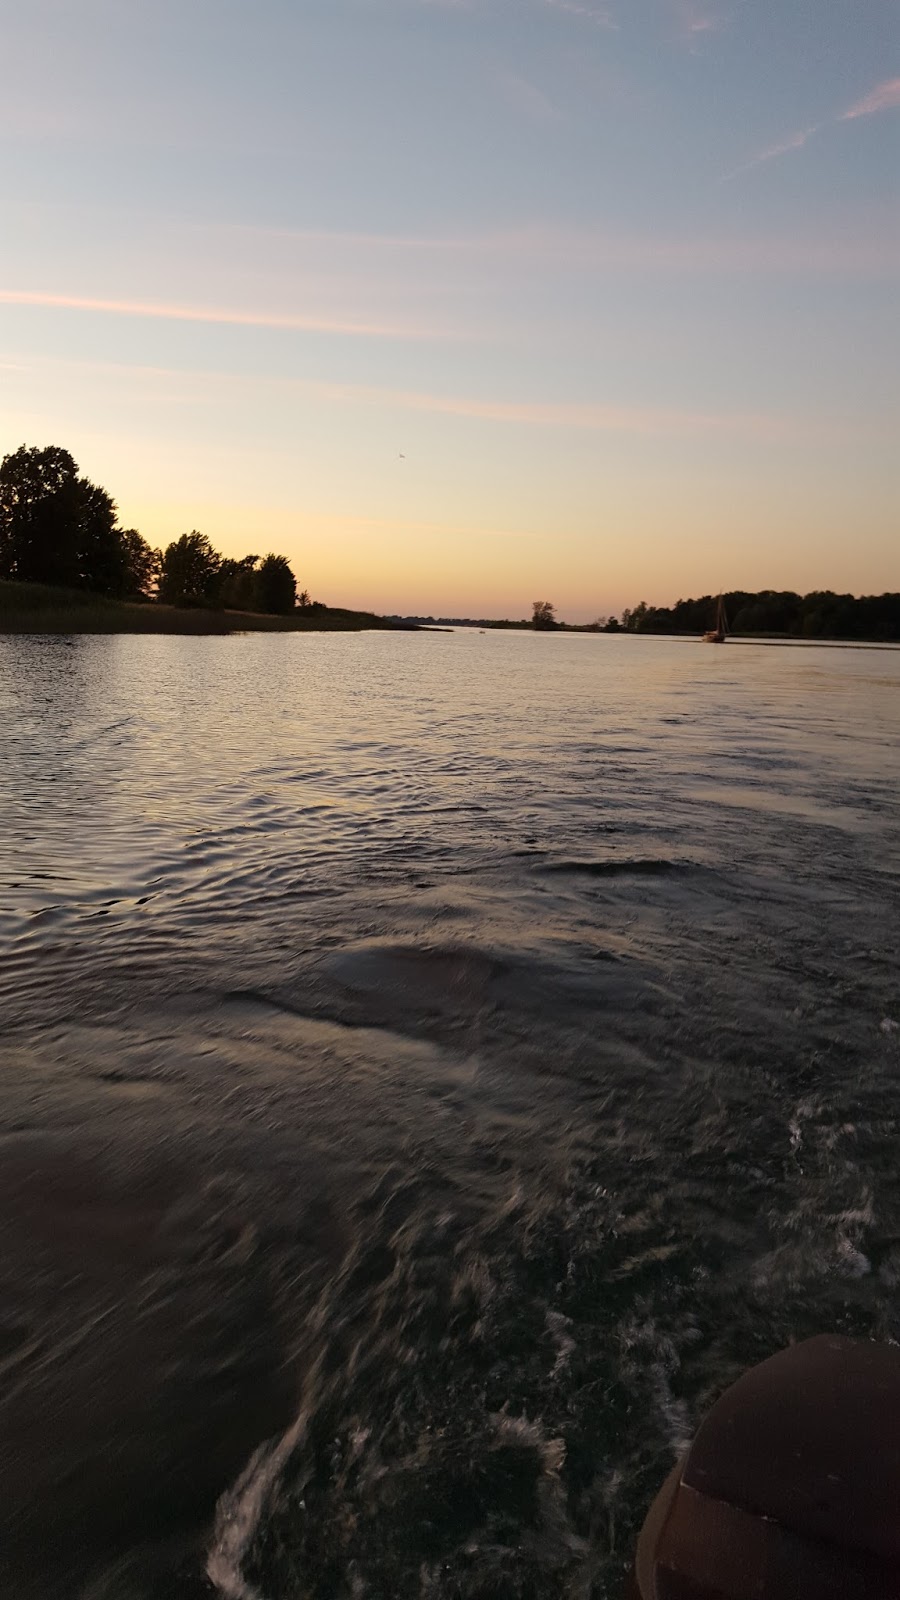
[615,591,900,642]
[0,444,307,614]
[156,534,303,614]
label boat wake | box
[208,1410,311,1600]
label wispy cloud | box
[5,213,895,328]
[12,351,790,439]
[723,125,819,180]
[755,128,818,161]
[361,386,782,436]
[0,288,446,341]
[840,77,900,122]
[233,218,898,275]
[496,69,561,123]
[725,75,900,181]
[667,0,721,39]
[539,0,719,35]
[540,0,618,28]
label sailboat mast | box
[702,592,727,643]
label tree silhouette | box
[158,532,221,606]
[0,443,342,624]
[532,599,557,630]
[77,479,124,594]
[217,555,259,610]
[119,530,161,599]
[621,601,649,631]
[0,443,155,596]
[613,590,900,641]
[255,553,297,614]
[0,445,83,586]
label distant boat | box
[703,594,728,644]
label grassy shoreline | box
[0,581,415,634]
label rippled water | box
[1,630,899,1599]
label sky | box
[0,0,897,620]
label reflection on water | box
[1,630,899,1598]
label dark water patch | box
[329,942,511,1003]
[318,940,660,1065]
[93,1066,158,1085]
[0,1012,391,1597]
[0,1142,298,1600]
[218,987,323,1022]
[540,857,683,877]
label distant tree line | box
[0,444,307,614]
[613,591,900,643]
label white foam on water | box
[207,1407,310,1600]
[619,1318,693,1457]
[490,1409,567,1475]
[546,1308,577,1377]
[835,1237,872,1278]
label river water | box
[1,629,899,1599]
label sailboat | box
[703,594,727,644]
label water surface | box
[1,630,899,1598]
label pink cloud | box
[840,77,900,122]
[669,0,721,37]
[45,354,787,439]
[727,74,900,181]
[369,386,782,436]
[0,288,445,341]
[541,0,619,27]
[8,347,791,439]
[722,124,820,179]
[207,216,897,276]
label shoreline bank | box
[0,581,417,635]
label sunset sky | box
[1,0,897,620]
